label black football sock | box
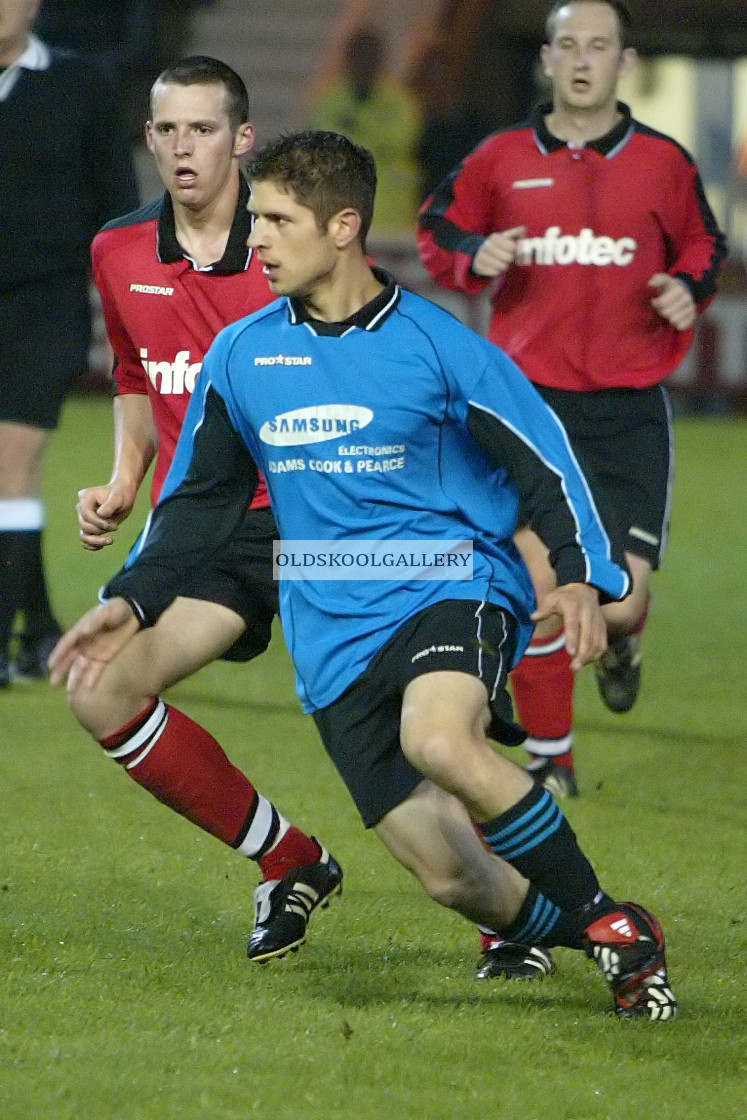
[0,528,36,650]
[477,785,602,915]
[500,882,615,950]
[21,528,60,637]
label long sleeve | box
[456,351,630,602]
[659,157,727,308]
[105,383,259,623]
[417,138,499,294]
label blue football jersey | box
[111,277,629,712]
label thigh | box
[73,597,246,736]
[0,422,49,496]
[514,526,557,598]
[603,551,652,633]
[397,598,525,746]
[401,670,490,752]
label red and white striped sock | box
[99,700,320,879]
[510,627,575,772]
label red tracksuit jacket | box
[418,103,727,392]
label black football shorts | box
[535,383,674,569]
[0,271,91,429]
[177,506,278,662]
[312,598,525,827]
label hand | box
[472,227,526,278]
[48,598,140,689]
[532,583,607,671]
[77,482,136,550]
[648,274,696,330]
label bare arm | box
[77,395,158,549]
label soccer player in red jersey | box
[71,57,342,962]
[419,0,726,800]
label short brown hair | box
[151,56,250,132]
[545,1,633,48]
[247,131,377,246]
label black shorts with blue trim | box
[312,598,526,828]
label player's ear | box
[329,208,362,249]
[540,43,553,80]
[234,122,255,158]
[620,46,637,78]
[145,120,155,153]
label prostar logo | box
[140,349,201,394]
[130,283,174,295]
[259,405,373,447]
[254,354,312,366]
[516,226,637,267]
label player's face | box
[0,0,40,65]
[541,2,635,114]
[146,81,254,211]
[248,181,338,299]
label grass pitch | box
[1,397,745,1120]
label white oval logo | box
[259,405,374,447]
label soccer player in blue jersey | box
[51,131,677,1020]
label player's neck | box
[171,179,240,269]
[302,257,384,324]
[545,100,622,147]
[0,33,30,67]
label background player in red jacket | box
[418,0,726,802]
[72,57,342,963]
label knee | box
[67,672,142,741]
[402,728,458,784]
[67,680,108,738]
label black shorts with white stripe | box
[533,383,674,570]
[312,599,525,827]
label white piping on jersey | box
[513,178,554,189]
[606,123,636,159]
[366,285,400,329]
[467,399,617,591]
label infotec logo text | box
[516,226,636,267]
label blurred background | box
[37,0,747,415]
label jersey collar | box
[533,100,635,158]
[287,268,400,336]
[0,34,50,101]
[156,175,254,274]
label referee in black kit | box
[0,0,139,685]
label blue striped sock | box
[478,785,601,913]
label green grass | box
[1,398,746,1120]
